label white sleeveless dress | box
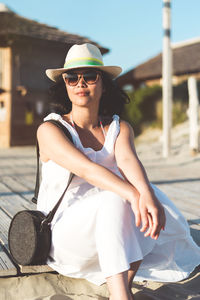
[37,113,200,285]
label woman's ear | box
[62,73,67,81]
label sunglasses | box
[64,71,101,86]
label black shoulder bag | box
[8,120,74,266]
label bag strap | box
[31,142,40,204]
[44,171,74,224]
[32,119,74,204]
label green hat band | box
[64,57,104,69]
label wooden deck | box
[0,147,54,277]
[0,146,199,278]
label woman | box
[37,43,200,300]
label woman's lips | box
[76,92,89,96]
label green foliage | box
[122,80,194,136]
[122,85,162,135]
[151,100,188,129]
[172,101,188,125]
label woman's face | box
[63,68,104,109]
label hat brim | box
[46,65,122,82]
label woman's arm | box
[37,122,140,207]
[115,121,166,240]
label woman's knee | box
[97,192,132,226]
[98,192,127,213]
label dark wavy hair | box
[48,71,130,116]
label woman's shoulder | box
[38,113,72,130]
[117,118,135,137]
[37,113,60,133]
[37,113,65,137]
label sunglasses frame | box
[63,70,101,86]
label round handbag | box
[8,210,51,265]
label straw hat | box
[46,43,122,82]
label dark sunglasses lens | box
[65,74,79,86]
[83,72,98,84]
[65,72,99,86]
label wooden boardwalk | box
[0,147,53,277]
[0,146,199,278]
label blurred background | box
[0,0,199,152]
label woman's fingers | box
[138,193,166,239]
[144,214,153,237]
[150,206,166,239]
[140,206,149,233]
[131,193,166,239]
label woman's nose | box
[77,75,87,87]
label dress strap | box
[103,115,120,153]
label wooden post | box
[162,0,172,157]
[0,47,12,148]
[188,76,200,153]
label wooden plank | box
[13,174,36,190]
[19,264,54,275]
[171,198,199,211]
[169,200,200,217]
[1,176,32,193]
[190,224,200,246]
[180,210,200,225]
[0,244,17,276]
[0,155,36,177]
[154,184,200,220]
[0,176,34,202]
[0,167,35,177]
[157,183,200,203]
[181,181,200,193]
[0,208,12,249]
[0,183,36,216]
[172,184,200,201]
[0,196,35,218]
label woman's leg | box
[96,195,142,299]
[106,270,133,300]
[128,260,142,297]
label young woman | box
[37,43,200,300]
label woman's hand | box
[130,187,166,240]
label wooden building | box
[117,37,200,89]
[0,4,109,147]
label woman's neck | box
[70,108,99,130]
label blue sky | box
[2,0,200,74]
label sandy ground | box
[0,121,200,300]
[135,120,200,163]
[0,267,200,300]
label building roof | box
[118,37,200,86]
[0,3,108,54]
